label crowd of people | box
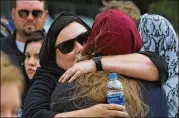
[1,0,178,117]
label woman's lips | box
[27,69,35,74]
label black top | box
[22,63,65,118]
[1,31,24,67]
[139,51,168,84]
[50,79,168,117]
[22,51,168,118]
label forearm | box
[54,109,86,117]
[54,104,128,117]
[101,53,159,81]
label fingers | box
[107,110,129,117]
[68,71,81,83]
[102,104,128,117]
[59,68,75,83]
[101,104,126,111]
[97,104,128,117]
[59,73,66,82]
[59,69,69,82]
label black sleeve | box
[139,51,168,84]
[140,81,168,117]
[22,69,58,118]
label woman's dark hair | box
[24,30,46,53]
[22,30,46,108]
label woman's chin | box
[28,74,34,80]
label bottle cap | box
[109,73,118,80]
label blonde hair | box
[100,0,141,22]
[1,51,24,94]
[72,54,149,117]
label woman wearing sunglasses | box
[22,12,127,118]
[22,12,167,118]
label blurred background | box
[1,0,178,34]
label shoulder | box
[139,80,166,103]
[140,80,162,93]
[1,34,15,52]
[1,35,10,45]
[30,67,60,87]
[140,80,168,117]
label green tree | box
[149,0,179,33]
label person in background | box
[1,51,24,117]
[138,14,179,117]
[1,0,48,67]
[100,0,140,22]
[0,16,15,38]
[22,30,45,108]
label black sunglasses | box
[55,31,90,54]
[18,10,43,18]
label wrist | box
[93,56,103,71]
[89,59,97,72]
[54,109,87,117]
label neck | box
[16,32,26,43]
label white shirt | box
[16,40,25,53]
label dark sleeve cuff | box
[139,51,168,84]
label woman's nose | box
[28,57,36,65]
[75,41,83,54]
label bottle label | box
[107,93,125,106]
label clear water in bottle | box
[107,73,125,106]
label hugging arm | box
[55,104,128,117]
[101,53,158,81]
[102,51,168,83]
[60,52,168,84]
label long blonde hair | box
[72,54,149,117]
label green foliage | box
[148,0,179,32]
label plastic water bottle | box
[107,73,125,106]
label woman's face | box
[55,22,88,70]
[24,41,42,79]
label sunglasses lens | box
[77,32,90,45]
[57,40,74,54]
[32,10,43,18]
[56,31,90,54]
[18,10,29,18]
